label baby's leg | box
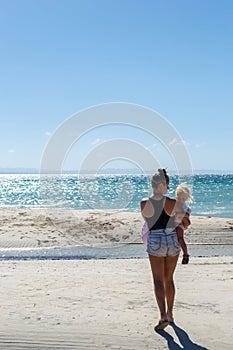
[176,226,189,264]
[176,226,188,255]
[176,225,189,264]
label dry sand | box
[0,208,232,349]
[0,257,232,349]
[0,208,233,247]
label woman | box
[141,168,188,330]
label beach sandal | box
[182,254,189,264]
[154,320,169,331]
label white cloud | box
[45,131,51,137]
[194,142,205,148]
[91,138,105,145]
[169,138,188,146]
[146,143,162,151]
[8,149,15,153]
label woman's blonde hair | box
[175,183,193,202]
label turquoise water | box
[0,173,232,259]
[0,174,233,218]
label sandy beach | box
[0,209,232,349]
[0,257,232,349]
[0,208,233,247]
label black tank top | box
[145,197,175,230]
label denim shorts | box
[147,229,181,257]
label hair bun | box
[158,168,167,176]
[151,168,169,188]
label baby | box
[175,183,193,264]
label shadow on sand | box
[155,322,208,350]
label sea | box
[0,173,232,259]
[0,173,232,218]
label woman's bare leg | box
[148,254,167,321]
[164,255,179,322]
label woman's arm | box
[140,198,154,218]
[164,197,176,216]
[181,212,191,228]
[175,208,191,228]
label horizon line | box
[0,167,233,175]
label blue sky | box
[1,0,233,172]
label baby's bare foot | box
[182,254,189,264]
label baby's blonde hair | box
[175,183,193,202]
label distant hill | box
[0,168,39,174]
[0,168,233,175]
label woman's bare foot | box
[167,313,174,323]
[154,319,169,330]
